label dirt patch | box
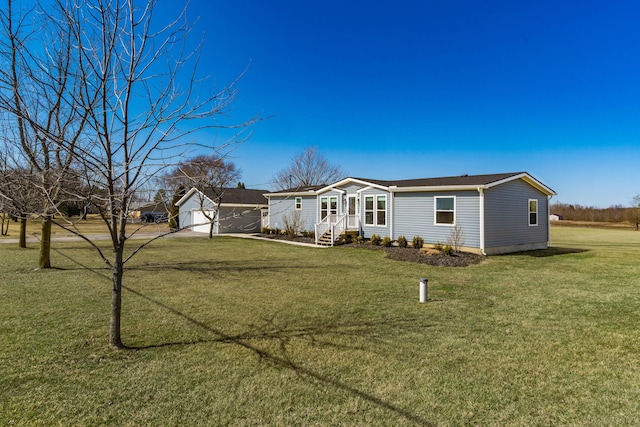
[257,233,484,267]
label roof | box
[176,187,269,207]
[266,172,555,196]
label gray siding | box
[484,179,549,250]
[178,192,215,229]
[217,206,262,233]
[268,195,316,232]
[393,191,481,248]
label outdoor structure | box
[176,187,268,234]
[265,172,556,254]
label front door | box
[347,195,357,227]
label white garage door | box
[191,210,215,233]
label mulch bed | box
[256,233,485,267]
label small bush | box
[443,244,454,256]
[301,230,315,239]
[260,227,270,234]
[382,236,392,247]
[412,236,424,249]
[370,234,382,246]
[271,228,281,235]
[397,235,408,248]
[355,235,364,244]
[434,241,444,251]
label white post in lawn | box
[419,278,428,303]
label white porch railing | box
[315,214,360,245]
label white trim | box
[392,184,481,193]
[375,194,387,227]
[317,178,389,194]
[478,187,485,255]
[434,195,456,226]
[485,173,556,196]
[294,196,302,210]
[528,198,539,227]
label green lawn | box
[1,227,639,425]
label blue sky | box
[160,1,640,207]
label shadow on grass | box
[499,247,589,258]
[123,284,435,426]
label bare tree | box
[2,0,256,348]
[51,0,256,348]
[0,0,89,267]
[163,154,240,238]
[272,146,345,190]
[628,195,640,231]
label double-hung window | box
[295,197,302,210]
[320,197,328,220]
[364,195,386,226]
[435,196,455,225]
[529,199,538,226]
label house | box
[176,187,268,234]
[265,172,556,255]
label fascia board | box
[390,185,481,193]
[485,173,556,196]
[219,203,268,208]
[318,177,389,194]
[175,187,200,206]
[265,190,316,198]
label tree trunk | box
[208,221,214,239]
[19,216,27,248]
[39,215,52,268]
[110,248,125,349]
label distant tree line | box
[552,199,640,230]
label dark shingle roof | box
[350,172,525,188]
[202,188,268,205]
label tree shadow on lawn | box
[498,246,589,258]
[128,259,325,275]
[123,284,436,426]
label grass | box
[0,216,169,240]
[1,227,640,425]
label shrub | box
[370,234,382,246]
[382,236,392,247]
[301,230,315,239]
[282,211,302,237]
[260,227,270,234]
[355,235,364,244]
[443,244,454,256]
[447,225,465,252]
[412,235,424,249]
[434,241,444,251]
[397,235,408,248]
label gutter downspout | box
[547,195,553,247]
[389,189,394,239]
[478,187,486,255]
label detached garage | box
[176,187,268,234]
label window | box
[295,197,302,210]
[364,195,386,226]
[376,195,386,226]
[529,199,538,226]
[320,197,328,220]
[329,197,338,216]
[365,196,374,225]
[435,196,455,225]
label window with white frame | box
[295,197,302,210]
[376,195,386,226]
[365,196,374,225]
[364,195,386,226]
[529,199,538,226]
[320,197,328,220]
[435,196,455,225]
